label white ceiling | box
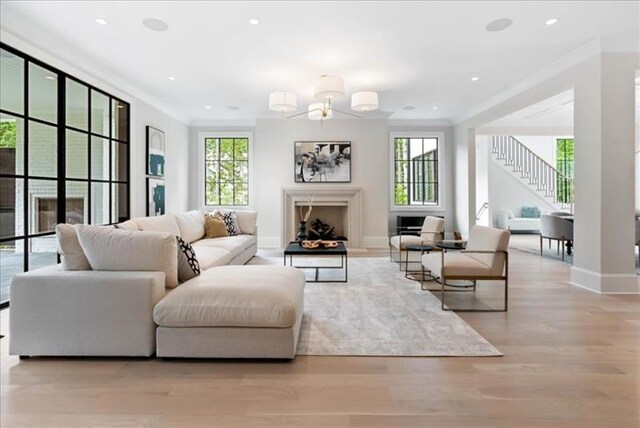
[1,1,638,125]
[485,89,575,128]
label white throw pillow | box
[56,224,91,271]
[235,210,258,235]
[75,225,179,288]
[132,214,181,236]
[115,219,140,230]
[175,210,205,243]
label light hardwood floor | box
[1,246,639,427]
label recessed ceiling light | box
[45,75,56,80]
[471,76,480,81]
[403,106,416,111]
[249,18,260,25]
[227,105,240,110]
[432,106,439,110]
[545,18,559,26]
[95,18,109,26]
[205,106,212,110]
[485,18,513,32]
[168,76,176,81]
[143,18,169,32]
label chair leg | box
[561,239,565,261]
[441,277,446,310]
[540,234,543,256]
[556,240,559,254]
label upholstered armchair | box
[421,225,511,312]
[389,216,445,268]
[540,214,573,261]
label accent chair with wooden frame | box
[421,225,511,312]
[388,216,445,270]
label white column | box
[571,53,639,293]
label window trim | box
[198,131,254,210]
[389,131,446,212]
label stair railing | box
[491,136,574,209]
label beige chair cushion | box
[389,235,425,250]
[75,225,179,288]
[422,252,493,278]
[465,225,510,276]
[421,216,445,235]
[153,265,305,328]
[175,210,205,243]
[56,224,91,270]
[132,214,181,236]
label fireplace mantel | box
[281,187,363,248]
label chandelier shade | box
[313,75,345,99]
[268,91,297,112]
[351,91,379,112]
[308,103,332,121]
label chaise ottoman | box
[153,265,305,359]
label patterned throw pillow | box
[521,206,541,218]
[176,236,200,283]
[220,210,240,236]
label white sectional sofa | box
[10,210,306,359]
[496,208,541,233]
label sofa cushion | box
[153,265,305,328]
[204,212,229,238]
[177,236,201,282]
[56,224,91,270]
[422,252,493,278]
[115,220,140,230]
[191,235,257,259]
[132,214,181,236]
[235,210,258,235]
[75,225,179,288]
[175,210,205,243]
[192,246,232,270]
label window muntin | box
[0,43,130,305]
[393,137,439,206]
[204,137,249,206]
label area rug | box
[249,256,501,357]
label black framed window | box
[393,137,439,206]
[204,137,249,206]
[0,43,130,306]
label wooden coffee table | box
[283,242,348,283]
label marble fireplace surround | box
[281,187,363,248]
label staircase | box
[491,136,574,211]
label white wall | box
[190,119,453,248]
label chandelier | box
[268,75,379,122]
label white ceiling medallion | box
[269,75,379,123]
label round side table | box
[404,243,432,281]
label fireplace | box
[282,187,363,248]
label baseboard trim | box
[570,266,640,294]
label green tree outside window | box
[205,137,249,206]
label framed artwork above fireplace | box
[294,141,351,183]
